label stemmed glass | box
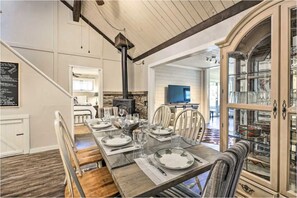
[103,108,111,123]
[137,130,148,158]
[119,108,125,117]
[118,117,127,134]
[155,122,162,139]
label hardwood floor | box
[0,150,65,197]
[0,124,215,197]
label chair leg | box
[187,176,203,193]
[195,176,203,193]
[98,160,103,168]
[64,177,67,185]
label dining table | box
[86,119,220,197]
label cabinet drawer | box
[236,179,278,197]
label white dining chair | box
[152,105,172,128]
[173,109,206,192]
[155,141,250,198]
[54,119,118,198]
[55,111,103,175]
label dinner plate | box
[91,122,111,129]
[154,148,194,170]
[101,134,132,147]
[151,128,172,135]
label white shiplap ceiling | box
[67,0,245,59]
[167,46,220,69]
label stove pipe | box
[114,33,134,99]
[121,46,128,99]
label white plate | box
[101,134,132,147]
[154,148,194,170]
[91,122,111,129]
[151,128,172,135]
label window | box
[73,78,95,92]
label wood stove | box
[113,33,135,114]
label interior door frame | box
[68,65,103,136]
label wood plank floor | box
[0,149,65,197]
[0,125,217,197]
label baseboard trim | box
[29,145,59,154]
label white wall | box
[0,0,136,152]
[0,41,72,151]
[142,8,254,118]
[154,66,201,109]
[0,0,135,93]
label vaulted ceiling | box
[63,0,261,61]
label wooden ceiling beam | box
[60,0,133,61]
[96,0,104,6]
[73,0,81,22]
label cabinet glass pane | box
[228,108,271,181]
[228,18,271,105]
[290,8,297,107]
[289,114,297,193]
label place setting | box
[148,123,179,142]
[97,133,140,156]
[134,146,209,185]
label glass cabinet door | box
[288,7,297,194]
[225,16,278,188]
[280,4,297,197]
[228,109,271,180]
[228,19,272,106]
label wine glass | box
[133,113,140,123]
[104,108,111,123]
[155,122,162,139]
[137,131,148,158]
[119,108,125,117]
[118,117,126,134]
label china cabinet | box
[218,1,296,197]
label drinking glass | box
[104,108,111,122]
[132,130,140,147]
[155,122,162,139]
[137,131,148,158]
[171,134,182,148]
[118,117,126,134]
[133,113,140,123]
[119,108,125,117]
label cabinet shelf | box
[228,133,270,147]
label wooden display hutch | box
[217,1,296,197]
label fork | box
[147,158,167,176]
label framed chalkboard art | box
[0,62,20,107]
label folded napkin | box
[135,154,207,185]
[97,137,140,156]
[93,126,118,133]
[149,133,178,142]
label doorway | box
[69,65,103,129]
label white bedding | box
[74,105,96,124]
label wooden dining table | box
[87,120,220,197]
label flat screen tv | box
[167,85,191,103]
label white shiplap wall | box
[154,66,202,109]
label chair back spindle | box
[173,109,206,144]
[152,105,172,128]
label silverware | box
[147,158,167,176]
[193,156,202,163]
[110,145,133,152]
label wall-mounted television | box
[167,85,191,103]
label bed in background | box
[74,105,96,125]
[73,96,96,125]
